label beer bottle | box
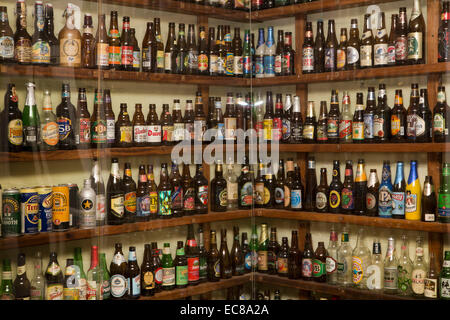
[241,232,251,274]
[407,83,421,142]
[302,22,314,74]
[374,83,391,142]
[174,241,188,289]
[339,91,352,143]
[378,160,393,218]
[366,169,379,216]
[434,86,450,142]
[31,1,50,65]
[182,164,195,215]
[76,88,90,149]
[115,103,133,148]
[107,158,124,225]
[122,163,136,223]
[417,89,432,143]
[242,30,252,78]
[439,1,450,62]
[363,87,376,143]
[219,229,232,279]
[198,226,208,282]
[238,156,253,209]
[341,160,354,214]
[255,161,265,208]
[146,104,161,146]
[317,101,328,143]
[352,92,365,143]
[211,97,225,141]
[185,224,200,285]
[147,165,158,220]
[316,168,329,213]
[301,233,314,281]
[422,176,437,222]
[104,90,115,147]
[290,96,303,144]
[374,12,388,67]
[224,163,238,210]
[172,100,184,143]
[197,26,209,75]
[424,252,439,299]
[396,7,408,65]
[164,22,177,74]
[324,20,337,72]
[274,29,284,76]
[217,25,227,76]
[56,83,76,150]
[327,90,340,144]
[44,4,58,65]
[231,226,244,276]
[0,6,14,63]
[257,223,269,273]
[281,94,292,143]
[354,159,367,215]
[249,225,259,271]
[347,19,360,69]
[120,17,133,71]
[154,18,164,73]
[245,93,253,134]
[290,164,304,211]
[255,28,265,78]
[224,25,234,76]
[273,160,286,209]
[14,253,30,300]
[194,164,208,214]
[175,23,187,74]
[208,27,218,76]
[110,245,127,298]
[262,91,274,142]
[405,160,421,221]
[99,253,111,300]
[142,22,156,73]
[185,24,198,75]
[264,26,276,77]
[136,165,150,222]
[161,243,175,290]
[314,20,325,73]
[284,158,294,209]
[313,242,328,283]
[407,0,426,64]
[81,14,95,69]
[0,259,14,300]
[383,237,399,294]
[130,28,140,72]
[329,160,343,213]
[108,11,121,70]
[391,89,407,142]
[45,252,64,300]
[63,258,78,300]
[161,104,174,146]
[224,93,237,142]
[151,242,163,292]
[40,89,58,151]
[336,28,347,71]
[388,14,398,66]
[59,4,81,68]
[170,162,184,218]
[305,157,317,211]
[182,100,195,144]
[90,89,107,148]
[158,163,173,219]
[264,165,276,208]
[125,247,140,299]
[231,27,242,77]
[22,82,40,152]
[90,159,106,226]
[211,161,227,212]
[288,230,301,279]
[235,93,246,134]
[272,94,283,142]
[392,161,406,219]
[14,0,32,65]
[95,14,109,70]
[193,92,206,144]
[141,244,155,296]
[266,227,280,275]
[441,252,450,299]
[360,14,373,69]
[303,101,316,143]
[207,230,221,282]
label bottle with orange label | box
[40,89,58,151]
[391,89,407,142]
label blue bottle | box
[263,26,275,77]
[391,161,405,219]
[255,28,265,78]
[378,160,393,218]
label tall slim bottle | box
[107,158,124,225]
[22,82,40,151]
[351,228,371,289]
[392,161,406,219]
[378,161,393,218]
[326,227,339,285]
[383,237,398,294]
[405,160,421,221]
[354,159,367,215]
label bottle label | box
[15,38,32,63]
[172,186,183,209]
[133,51,140,69]
[121,45,133,66]
[154,268,163,284]
[109,45,121,66]
[391,192,405,217]
[240,182,253,206]
[176,265,188,285]
[411,269,426,294]
[378,186,392,217]
[374,43,388,65]
[347,46,359,64]
[274,54,282,74]
[363,113,374,138]
[360,45,372,67]
[384,266,398,289]
[32,41,51,64]
[110,194,124,218]
[290,190,302,209]
[147,125,161,143]
[329,190,340,209]
[173,123,185,141]
[434,113,445,134]
[96,194,106,222]
[415,115,426,137]
[366,264,382,290]
[134,125,147,143]
[336,48,346,69]
[244,252,252,270]
[226,52,234,75]
[39,121,57,146]
[352,121,364,140]
[198,54,209,71]
[316,192,327,210]
[24,125,37,144]
[127,274,140,297]
[255,55,264,76]
[312,259,325,277]
[164,52,172,71]
[302,47,314,71]
[78,118,91,144]
[326,256,337,274]
[60,38,81,66]
[162,267,175,286]
[396,36,408,61]
[341,188,354,210]
[209,54,218,73]
[46,284,63,300]
[277,257,288,274]
[424,278,438,298]
[80,196,96,228]
[118,126,132,143]
[149,191,158,214]
[263,119,273,141]
[263,55,275,76]
[106,119,115,143]
[197,185,208,206]
[405,192,417,214]
[92,120,107,143]
[97,43,109,66]
[387,44,396,64]
[187,257,200,282]
[391,114,403,136]
[373,116,385,138]
[324,48,335,70]
[301,258,313,277]
[8,119,23,145]
[137,194,150,218]
[243,55,252,75]
[258,250,268,271]
[274,187,284,205]
[183,188,195,211]
[339,120,352,140]
[162,125,174,142]
[224,118,237,140]
[0,36,14,58]
[215,187,228,208]
[142,47,152,69]
[352,256,364,284]
[111,274,127,298]
[158,190,172,216]
[441,277,450,298]
[227,182,238,202]
[58,117,73,142]
[282,118,291,140]
[438,192,450,217]
[407,32,423,60]
[327,119,339,138]
[217,56,225,74]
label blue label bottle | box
[392,161,406,219]
[255,28,265,78]
[378,161,393,218]
[263,26,275,77]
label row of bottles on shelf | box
[2,155,450,239]
[0,224,253,300]
[251,223,450,299]
[4,81,450,153]
[175,0,309,11]
[302,3,426,74]
[0,2,295,77]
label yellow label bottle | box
[405,160,421,220]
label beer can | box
[36,186,53,232]
[20,188,40,235]
[52,185,70,231]
[68,184,79,228]
[2,188,21,237]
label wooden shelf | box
[141,274,252,300]
[256,209,450,233]
[254,274,411,300]
[0,211,252,251]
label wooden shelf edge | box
[140,274,252,300]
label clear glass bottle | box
[86,245,102,300]
[383,236,398,294]
[39,89,58,151]
[337,229,353,287]
[30,251,45,300]
[351,228,371,289]
[397,234,413,296]
[326,226,339,285]
[366,239,383,291]
[411,236,427,297]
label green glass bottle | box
[440,251,450,300]
[242,30,252,78]
[0,259,15,300]
[438,163,450,223]
[22,82,40,151]
[174,241,188,289]
[257,223,269,273]
[99,253,110,300]
[161,243,175,290]
[249,224,258,271]
[74,247,87,300]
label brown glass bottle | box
[132,104,147,147]
[147,165,159,220]
[76,88,91,149]
[312,241,327,283]
[315,168,329,212]
[150,242,163,292]
[324,20,338,72]
[170,162,184,218]
[0,6,15,64]
[165,22,177,74]
[186,24,198,75]
[211,162,228,212]
[267,228,280,275]
[198,26,209,75]
[14,0,32,65]
[115,103,133,148]
[141,244,155,296]
[336,28,347,71]
[142,22,156,73]
[318,102,328,143]
[107,158,125,225]
[347,19,360,69]
[374,83,391,142]
[277,237,289,277]
[123,162,137,223]
[275,30,284,76]
[396,7,408,65]
[231,226,244,276]
[353,92,365,143]
[120,17,133,71]
[44,4,59,66]
[81,14,95,69]
[407,0,426,64]
[161,104,174,146]
[314,20,325,73]
[110,243,128,300]
[130,28,140,72]
[288,230,301,280]
[417,88,432,143]
[329,160,343,213]
[439,2,450,62]
[304,157,317,211]
[407,83,421,143]
[374,12,388,67]
[185,224,200,285]
[301,233,314,281]
[208,27,218,76]
[360,14,373,69]
[391,89,407,142]
[158,163,173,219]
[273,159,286,209]
[341,160,355,214]
[173,240,188,289]
[182,164,195,216]
[194,92,207,143]
[366,169,380,216]
[327,90,340,144]
[176,23,187,74]
[302,22,314,74]
[13,253,30,300]
[422,176,436,222]
[104,89,115,147]
[207,230,221,282]
[31,1,50,66]
[232,27,243,77]
[95,14,109,70]
[434,86,450,143]
[388,14,398,66]
[154,18,165,73]
[172,99,184,144]
[194,164,209,214]
[183,100,195,143]
[283,32,295,75]
[108,11,121,70]
[147,104,161,146]
[219,229,232,279]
